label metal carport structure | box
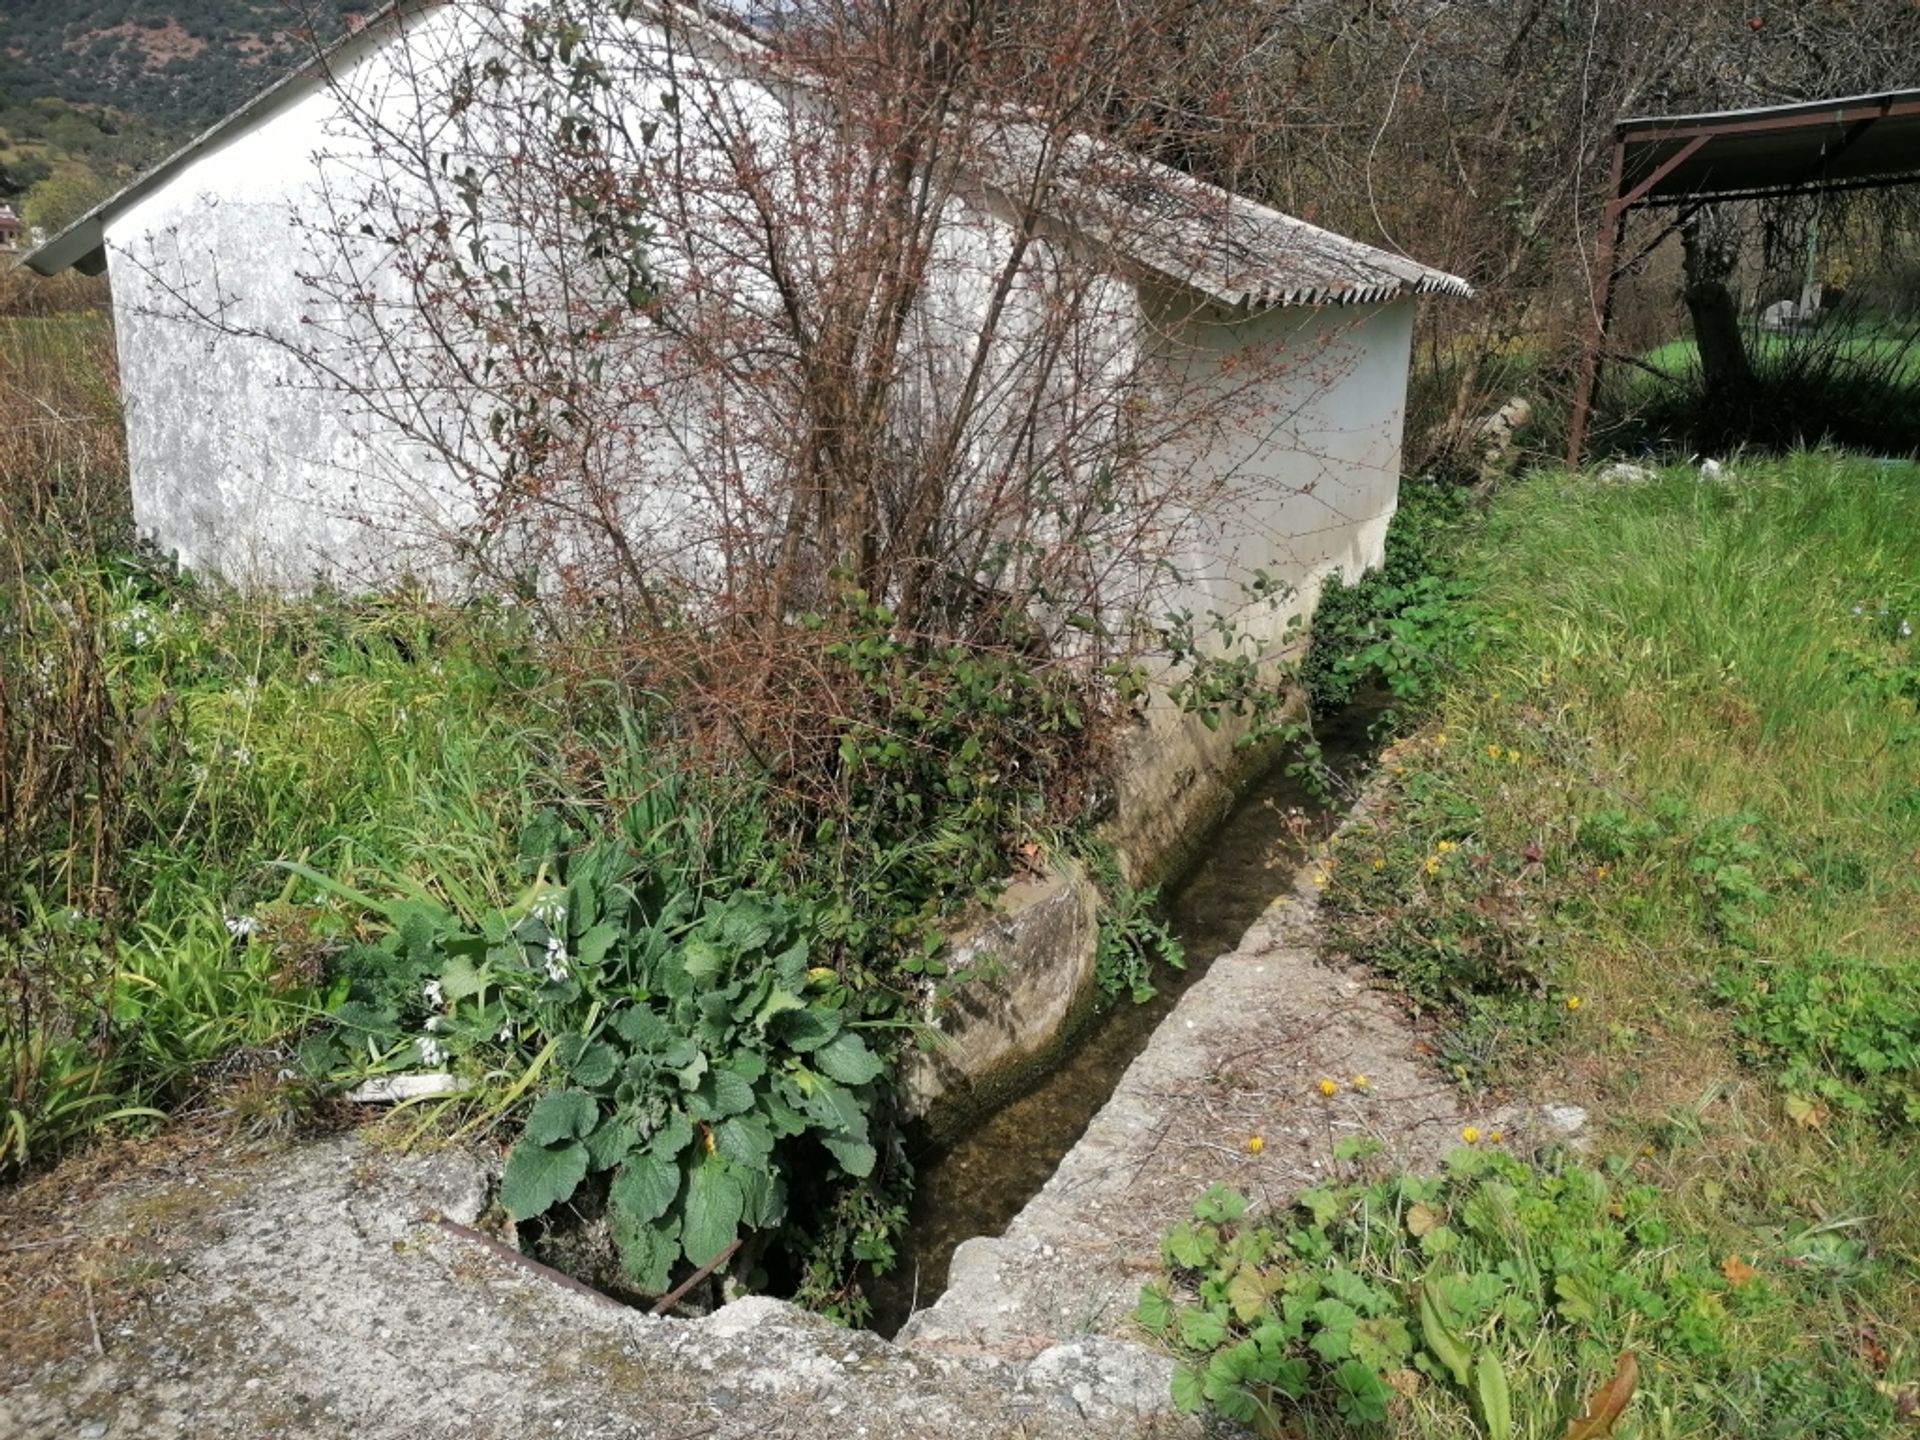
[1567,88,1920,463]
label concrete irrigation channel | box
[1,749,1513,1440]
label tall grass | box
[1321,453,1920,1437]
[0,305,640,1169]
[1606,314,1920,458]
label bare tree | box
[131,0,1405,783]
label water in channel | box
[866,714,1379,1336]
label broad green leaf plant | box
[300,833,887,1295]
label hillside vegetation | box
[0,3,360,135]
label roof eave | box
[22,217,106,277]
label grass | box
[1160,452,1919,1437]
[1604,317,1920,458]
[1642,322,1920,387]
[2,563,619,1169]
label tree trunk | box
[1680,211,1753,402]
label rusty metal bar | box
[1567,137,1628,468]
[433,1215,629,1312]
[649,1240,743,1317]
[1619,95,1920,145]
[1616,134,1711,212]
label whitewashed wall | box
[101,1,1412,626]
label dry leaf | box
[1406,1203,1440,1237]
[1563,1352,1639,1440]
[1784,1094,1827,1129]
[1385,1368,1424,1398]
[1720,1255,1759,1288]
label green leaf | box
[718,896,778,951]
[583,1116,637,1171]
[1333,1360,1390,1424]
[1226,1264,1279,1323]
[524,1089,599,1145]
[736,1164,785,1229]
[1136,1284,1174,1336]
[682,1158,745,1266]
[822,1134,876,1177]
[610,1151,680,1225]
[772,1007,840,1052]
[1171,1363,1206,1413]
[682,938,728,984]
[439,955,489,1002]
[709,1068,756,1117]
[614,1211,678,1294]
[612,1005,671,1051]
[575,921,620,968]
[500,1139,589,1220]
[813,1032,883,1086]
[1178,1306,1228,1350]
[753,987,807,1029]
[1475,1349,1514,1440]
[1166,1222,1215,1270]
[650,1110,694,1159]
[1323,1267,1381,1315]
[714,1114,774,1167]
[568,1041,619,1088]
[1418,1279,1473,1388]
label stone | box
[1598,462,1655,485]
[1540,1102,1589,1135]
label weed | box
[1142,1149,1800,1437]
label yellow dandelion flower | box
[1372,857,1386,871]
[1424,857,1441,876]
[1461,1126,1481,1144]
[1487,743,1501,759]
[1352,1074,1371,1091]
[1488,1131,1504,1144]
[1318,1078,1339,1097]
[1505,748,1520,763]
[1595,865,1610,880]
[1566,996,1584,1012]
[1247,1135,1265,1154]
[1436,840,1458,854]
[1434,732,1449,746]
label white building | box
[27,1,1465,618]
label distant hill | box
[0,2,361,211]
[0,2,363,131]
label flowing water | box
[867,719,1378,1335]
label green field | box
[1157,454,1920,1437]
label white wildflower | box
[544,934,569,982]
[416,1035,446,1066]
[1903,620,1913,639]
[497,1022,515,1044]
[224,914,257,939]
[424,1015,443,1033]
[422,979,445,1007]
[305,671,324,686]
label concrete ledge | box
[899,860,1103,1140]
